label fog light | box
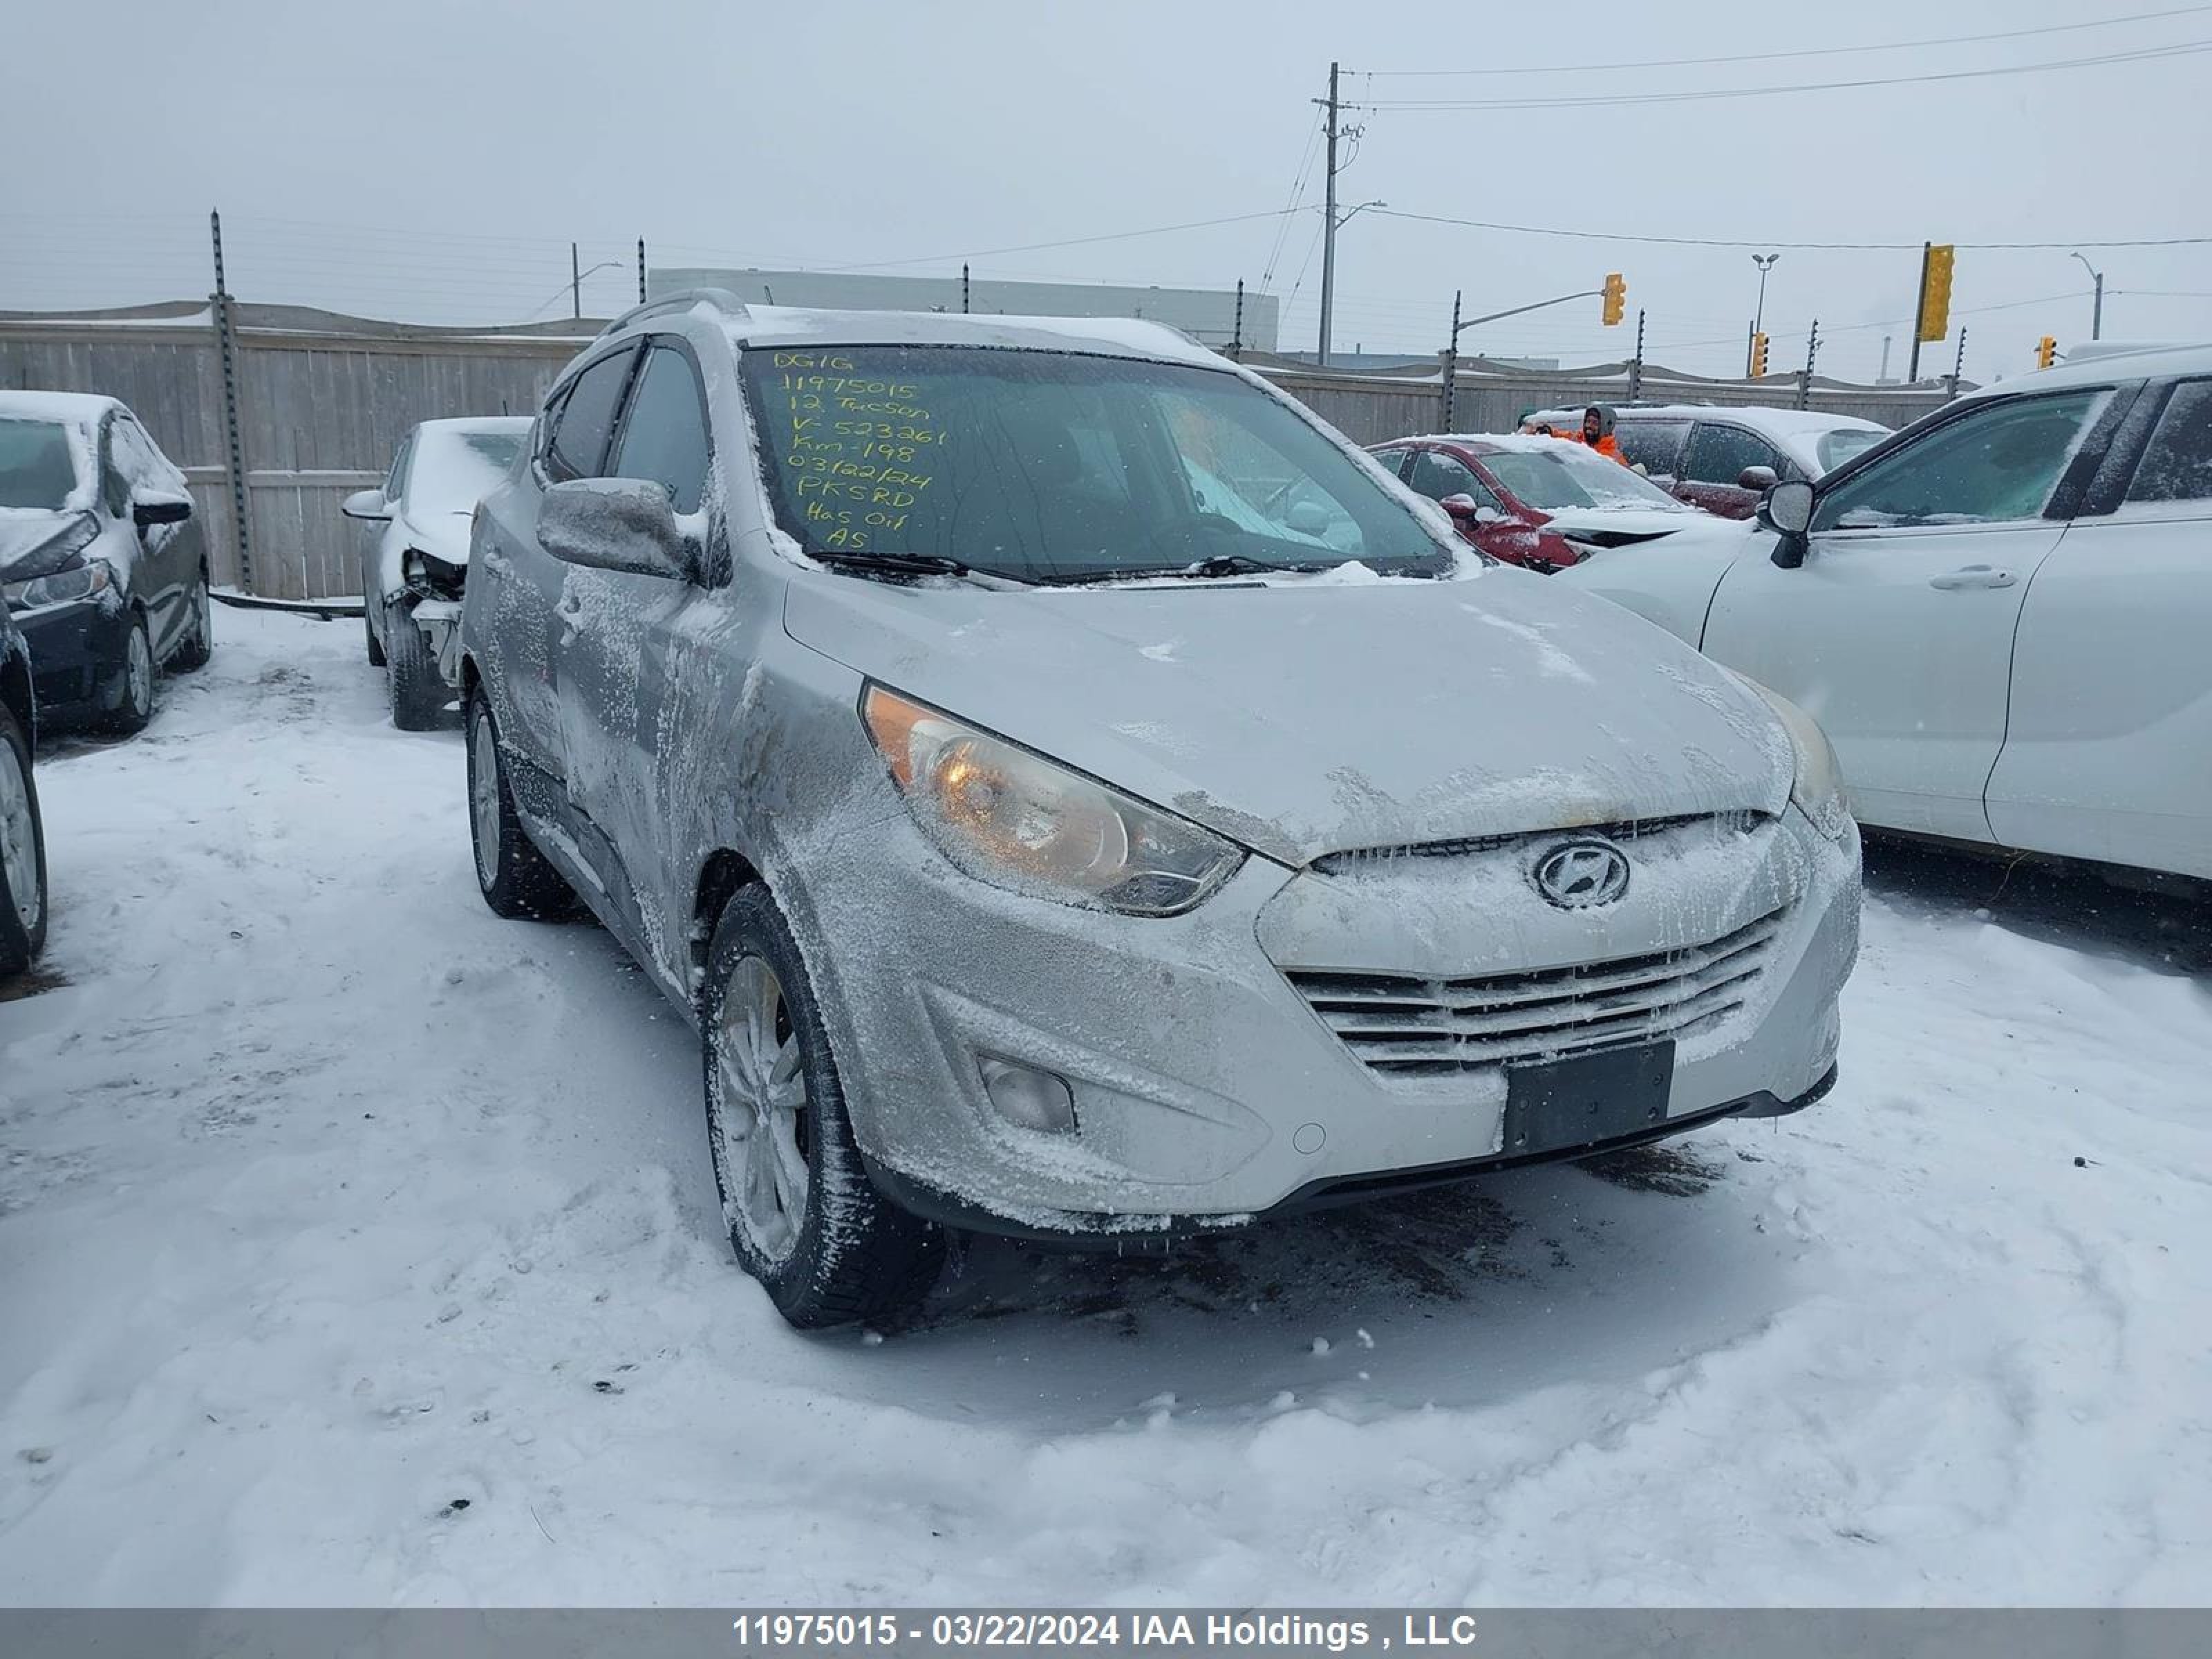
[977,1056,1078,1135]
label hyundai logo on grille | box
[1533,838,1631,909]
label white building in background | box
[646,268,1277,352]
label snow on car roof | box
[0,389,124,430]
[1969,339,2212,395]
[410,415,534,436]
[1524,402,1887,435]
[702,301,1225,369]
[1388,431,1593,453]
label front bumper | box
[8,596,131,724]
[800,799,1862,1241]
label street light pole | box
[2071,251,2105,340]
[1749,252,1779,373]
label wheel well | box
[0,652,32,757]
[458,654,480,697]
[693,850,762,972]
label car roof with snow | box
[412,415,533,435]
[0,390,126,430]
[1526,401,1886,435]
[611,292,1221,371]
[1384,431,1595,456]
[1969,340,2212,397]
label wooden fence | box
[3,301,1969,599]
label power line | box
[1369,207,2212,252]
[1359,4,2212,77]
[1353,40,2212,111]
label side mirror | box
[131,488,192,528]
[538,478,693,581]
[1736,464,1779,491]
[1438,492,1481,522]
[1759,478,1815,568]
[341,489,391,522]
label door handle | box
[1929,565,2018,591]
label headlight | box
[3,558,113,612]
[862,684,1244,915]
[1743,679,1850,842]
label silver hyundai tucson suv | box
[458,293,1862,1328]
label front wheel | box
[386,609,449,731]
[465,691,574,919]
[169,571,214,672]
[0,704,48,975]
[100,612,156,735]
[701,885,942,1328]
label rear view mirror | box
[538,478,693,581]
[341,489,391,522]
[1284,500,1331,536]
[1736,465,1779,491]
[131,487,192,527]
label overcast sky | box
[7,0,2211,381]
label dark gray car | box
[459,294,1859,1328]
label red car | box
[1370,435,1714,570]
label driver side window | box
[1812,388,2110,532]
[100,422,132,518]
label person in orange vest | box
[1578,404,1629,465]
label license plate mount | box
[1502,1040,1677,1159]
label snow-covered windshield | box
[405,429,525,516]
[743,346,1447,582]
[1480,444,1689,512]
[1817,428,1885,471]
[0,417,82,511]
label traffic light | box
[2036,335,2058,368]
[1918,243,1956,343]
[1600,272,1627,327]
[1750,331,1771,377]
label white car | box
[1556,345,2212,884]
[342,417,531,729]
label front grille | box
[1286,908,1786,1078]
[1311,810,1765,874]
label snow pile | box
[1,612,2209,1605]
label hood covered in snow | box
[397,510,475,569]
[783,570,1792,866]
[1536,505,1705,549]
[0,509,88,578]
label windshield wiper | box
[807,549,1029,588]
[1040,552,1324,588]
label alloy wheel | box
[0,743,38,932]
[711,955,812,1262]
[469,711,502,890]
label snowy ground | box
[2,608,2208,1606]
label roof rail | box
[594,288,749,340]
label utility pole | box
[208,209,254,594]
[1880,335,1893,383]
[1318,61,1341,366]
[962,263,971,315]
[1797,319,1819,411]
[1948,329,1968,400]
[2072,252,2105,340]
[1231,279,1244,359]
[1442,288,1462,429]
[1908,241,1931,382]
[637,238,647,304]
[1627,308,1647,403]
[571,242,581,319]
